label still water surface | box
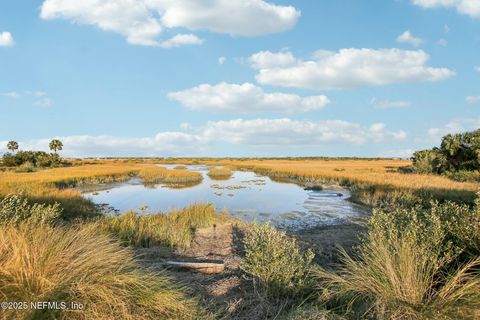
[82,165,369,230]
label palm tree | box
[7,141,19,153]
[49,139,63,155]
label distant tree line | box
[411,129,480,182]
[2,139,64,168]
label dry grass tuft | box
[0,223,205,320]
[139,166,203,185]
[207,166,233,180]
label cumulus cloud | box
[466,96,480,104]
[201,119,406,146]
[0,119,406,157]
[168,82,330,113]
[475,66,480,73]
[0,31,14,47]
[396,30,423,47]
[370,98,411,109]
[40,0,300,46]
[249,49,454,90]
[159,34,203,48]
[411,0,480,18]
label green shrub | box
[0,193,62,226]
[241,223,315,298]
[1,150,62,168]
[445,170,480,182]
[316,197,480,319]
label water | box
[82,165,369,230]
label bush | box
[0,193,62,226]
[241,223,315,298]
[1,150,62,168]
[445,170,480,183]
[0,223,204,320]
[316,197,480,319]
[411,149,445,174]
[15,161,35,173]
[412,129,480,176]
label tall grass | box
[101,203,224,249]
[315,197,480,319]
[0,223,205,320]
[207,166,233,180]
[139,166,203,185]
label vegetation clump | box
[139,166,203,185]
[101,203,222,248]
[0,223,204,320]
[241,223,315,298]
[2,150,63,168]
[316,194,480,319]
[412,129,480,182]
[207,166,233,180]
[2,140,65,169]
[0,193,62,226]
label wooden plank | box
[164,261,225,274]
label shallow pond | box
[82,165,369,230]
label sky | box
[0,0,479,158]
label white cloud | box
[396,30,423,47]
[40,0,300,46]
[250,49,454,90]
[370,98,411,109]
[425,117,480,142]
[378,149,414,158]
[475,66,480,73]
[466,96,480,104]
[33,97,54,107]
[1,91,20,98]
[249,50,297,69]
[0,132,206,157]
[436,38,448,47]
[412,0,480,18]
[159,33,203,48]
[218,56,226,65]
[168,82,330,113]
[0,119,406,157]
[0,31,14,47]
[202,119,406,146]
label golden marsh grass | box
[0,223,205,320]
[207,166,233,180]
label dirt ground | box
[135,221,365,319]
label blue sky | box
[0,0,479,158]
